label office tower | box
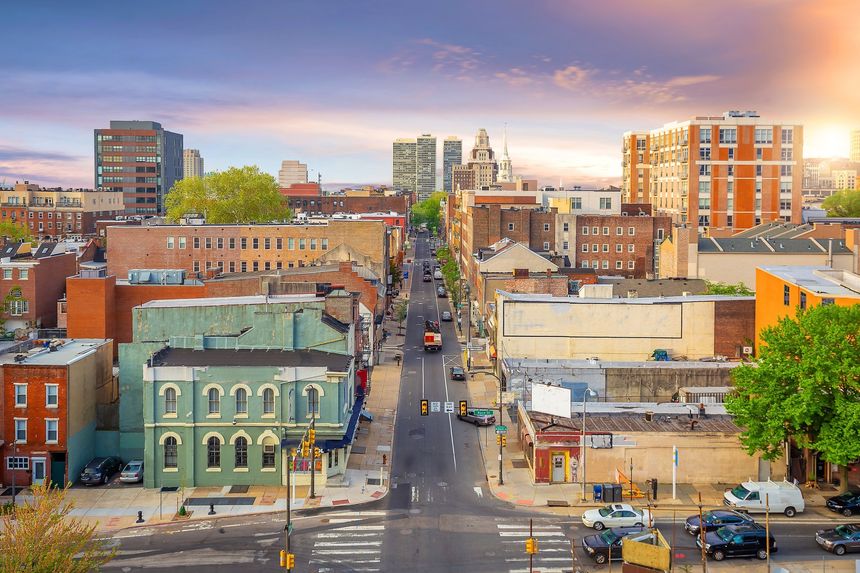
[278,160,309,188]
[443,137,462,193]
[628,111,802,234]
[392,139,417,195]
[183,149,204,179]
[497,126,513,183]
[621,132,650,203]
[468,128,498,188]
[416,134,437,200]
[851,130,860,163]
[94,120,183,215]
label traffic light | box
[420,399,429,416]
[496,434,502,445]
[286,552,296,569]
[301,442,309,457]
[314,447,322,458]
[525,537,538,555]
[308,429,316,443]
[280,550,286,567]
[501,435,507,447]
[459,400,467,416]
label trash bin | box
[603,483,616,502]
[611,483,623,502]
[593,484,603,502]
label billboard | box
[531,384,572,418]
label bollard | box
[208,503,216,515]
[136,510,144,524]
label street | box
[104,234,856,572]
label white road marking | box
[473,486,483,498]
[498,531,566,537]
[317,532,380,539]
[314,541,382,547]
[312,549,381,555]
[329,524,385,531]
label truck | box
[723,479,805,517]
[423,320,442,352]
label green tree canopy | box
[0,221,35,243]
[435,246,462,305]
[704,280,754,296]
[822,189,860,217]
[725,304,860,484]
[165,165,290,224]
[411,191,448,234]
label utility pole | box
[765,493,771,573]
[698,493,708,573]
[309,415,316,499]
[286,447,293,572]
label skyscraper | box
[497,126,513,183]
[416,134,437,200]
[278,160,309,187]
[851,130,860,163]
[183,149,204,179]
[468,128,498,188]
[621,131,650,204]
[392,138,417,195]
[94,120,183,215]
[443,137,462,193]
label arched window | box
[307,387,319,417]
[235,388,248,414]
[164,387,177,414]
[262,437,276,468]
[208,388,220,414]
[164,436,178,468]
[263,388,275,415]
[207,436,221,468]
[235,437,248,468]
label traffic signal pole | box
[310,416,316,499]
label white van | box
[723,479,805,517]
[434,270,443,280]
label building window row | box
[580,259,636,270]
[164,385,276,416]
[582,227,636,236]
[179,237,330,252]
[163,435,276,470]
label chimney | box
[546,268,552,278]
[324,289,356,325]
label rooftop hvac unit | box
[742,346,753,355]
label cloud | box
[552,66,591,89]
[0,146,82,163]
[552,65,720,104]
[494,68,535,87]
[0,145,91,187]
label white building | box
[278,160,309,188]
[183,149,204,179]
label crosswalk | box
[310,511,386,573]
[497,522,574,573]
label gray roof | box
[698,237,851,254]
[528,410,739,434]
[497,291,752,304]
[151,347,353,371]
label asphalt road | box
[104,233,856,572]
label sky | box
[2,0,860,189]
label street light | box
[463,283,471,348]
[469,370,504,486]
[580,388,599,502]
[274,427,294,572]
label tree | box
[395,300,408,333]
[410,191,447,234]
[0,483,116,572]
[725,304,860,490]
[389,259,402,289]
[435,246,462,306]
[704,280,754,296]
[0,221,35,243]
[164,166,290,224]
[823,189,860,217]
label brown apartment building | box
[281,193,411,217]
[105,219,391,283]
[567,214,672,278]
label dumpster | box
[593,484,603,502]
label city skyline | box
[1,0,859,189]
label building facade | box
[183,149,204,179]
[416,134,437,200]
[497,126,513,183]
[0,182,124,240]
[392,138,417,196]
[443,137,462,193]
[94,120,183,215]
[851,130,860,163]
[628,111,802,235]
[121,295,360,487]
[622,131,651,204]
[278,160,308,188]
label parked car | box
[697,523,776,561]
[457,410,495,426]
[437,287,447,298]
[816,524,860,555]
[80,456,123,486]
[434,270,443,280]
[450,366,466,380]
[826,490,860,517]
[581,504,652,531]
[685,509,756,535]
[440,311,453,321]
[423,273,432,282]
[120,460,144,484]
[723,479,805,517]
[430,248,436,256]
[582,526,647,564]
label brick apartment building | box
[0,338,113,488]
[0,182,124,240]
[0,242,77,331]
[105,219,391,283]
[281,193,411,218]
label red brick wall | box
[572,215,671,278]
[713,299,756,358]
[32,253,77,327]
[282,195,409,215]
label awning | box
[322,393,366,452]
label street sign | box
[473,409,494,416]
[287,523,294,534]
[444,401,455,413]
[430,401,441,413]
[495,425,507,433]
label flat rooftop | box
[759,266,860,298]
[527,403,737,434]
[151,347,352,371]
[502,358,741,370]
[140,294,323,309]
[497,291,753,304]
[0,339,109,366]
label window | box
[216,238,223,249]
[756,165,762,177]
[228,237,235,249]
[821,298,835,306]
[616,261,623,270]
[699,164,711,176]
[167,237,174,249]
[563,222,569,232]
[657,229,664,241]
[264,238,271,250]
[781,128,793,144]
[756,148,763,160]
[14,419,26,442]
[241,237,247,249]
[592,260,599,269]
[581,261,589,268]
[14,384,26,406]
[252,238,259,249]
[628,261,635,270]
[727,165,734,177]
[307,387,319,416]
[8,300,28,316]
[321,238,329,250]
[571,198,582,210]
[592,227,599,235]
[165,387,177,414]
[581,244,589,252]
[276,238,283,250]
[601,260,608,269]
[207,436,221,468]
[288,238,295,250]
[582,227,589,235]
[592,244,598,253]
[263,388,275,414]
[178,236,186,249]
[781,148,793,161]
[241,261,247,272]
[45,384,58,407]
[781,165,793,177]
[507,223,515,231]
[718,128,737,144]
[602,244,609,253]
[45,419,58,443]
[310,238,317,250]
[800,292,807,310]
[299,239,306,250]
[253,261,259,271]
[602,227,609,235]
[599,197,612,210]
[542,241,550,250]
[193,237,200,249]
[208,388,220,414]
[6,457,28,470]
[235,388,248,414]
[2,269,11,280]
[615,244,622,253]
[262,443,276,468]
[699,128,711,144]
[616,226,623,236]
[699,146,711,160]
[543,223,550,232]
[164,436,178,468]
[562,241,569,250]
[628,244,635,253]
[628,227,635,236]
[727,148,735,160]
[754,128,773,144]
[235,437,248,468]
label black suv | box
[80,456,123,486]
[685,509,755,535]
[826,490,860,517]
[582,526,646,564]
[697,524,777,561]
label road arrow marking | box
[474,486,483,498]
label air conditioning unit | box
[742,346,753,355]
[264,444,276,454]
